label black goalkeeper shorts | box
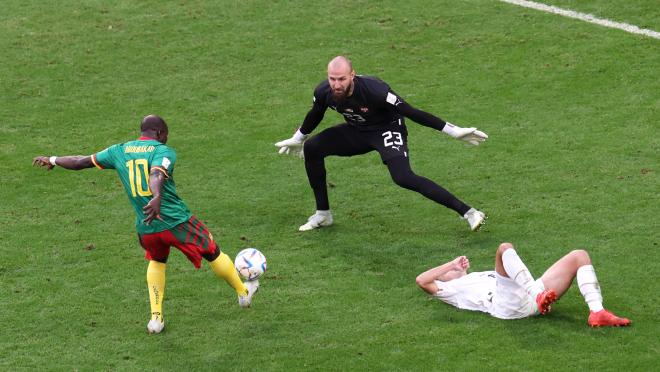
[305,122,409,163]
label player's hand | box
[143,196,164,225]
[456,127,488,146]
[275,130,308,158]
[443,123,488,146]
[452,256,470,272]
[32,156,55,170]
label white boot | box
[299,210,333,231]
[147,318,165,334]
[463,208,486,231]
[238,280,260,308]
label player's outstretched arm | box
[32,155,95,171]
[395,102,488,146]
[416,256,470,294]
[275,104,325,158]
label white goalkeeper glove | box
[442,122,488,146]
[275,129,308,158]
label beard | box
[331,82,352,102]
[332,88,347,102]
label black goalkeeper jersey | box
[301,75,407,133]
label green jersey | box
[92,138,192,234]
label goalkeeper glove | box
[275,129,308,158]
[441,122,488,146]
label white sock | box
[316,210,331,216]
[576,265,604,312]
[502,249,543,298]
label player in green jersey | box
[33,115,258,334]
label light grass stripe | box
[499,0,660,39]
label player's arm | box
[142,167,166,225]
[275,103,325,157]
[274,104,325,157]
[396,101,447,131]
[275,86,328,157]
[395,101,488,146]
[32,155,95,171]
[298,102,326,135]
[416,256,470,294]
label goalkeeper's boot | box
[535,289,557,315]
[299,210,333,232]
[238,280,260,308]
[463,208,486,231]
[147,315,165,334]
[588,309,631,327]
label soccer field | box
[1,0,658,370]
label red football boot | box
[536,290,557,315]
[588,309,631,327]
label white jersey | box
[434,271,539,319]
[434,271,497,314]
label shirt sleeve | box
[433,280,459,306]
[395,101,447,131]
[384,89,405,107]
[151,146,176,178]
[91,145,119,170]
[299,84,329,135]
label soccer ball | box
[234,248,267,281]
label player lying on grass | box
[33,115,259,334]
[275,56,487,232]
[416,242,631,327]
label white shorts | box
[489,273,544,319]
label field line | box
[498,0,660,39]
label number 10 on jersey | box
[126,159,152,197]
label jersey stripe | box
[151,166,169,178]
[90,154,104,170]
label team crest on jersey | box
[360,107,369,113]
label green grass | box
[1,0,658,370]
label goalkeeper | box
[33,115,259,334]
[276,56,488,232]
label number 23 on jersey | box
[382,131,403,147]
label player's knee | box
[571,249,591,265]
[303,138,321,157]
[497,242,514,255]
[390,170,416,189]
[202,246,221,262]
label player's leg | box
[203,248,247,294]
[539,249,630,326]
[204,249,259,308]
[301,123,371,231]
[146,260,166,333]
[386,156,471,215]
[170,217,258,307]
[377,128,484,231]
[138,233,171,334]
[495,243,556,314]
[538,249,590,298]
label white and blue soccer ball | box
[234,248,267,281]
